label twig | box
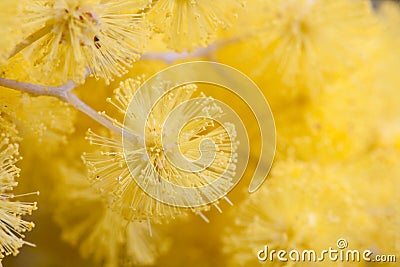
[0,77,123,135]
[140,37,241,63]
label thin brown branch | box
[140,37,241,63]
[0,77,123,135]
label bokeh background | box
[1,0,399,266]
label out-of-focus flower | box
[339,147,400,260]
[0,87,76,152]
[21,0,150,84]
[1,0,399,266]
[218,0,378,101]
[0,138,37,260]
[53,163,170,267]
[223,157,398,266]
[0,117,19,145]
[275,76,386,163]
[254,0,377,89]
[148,0,245,51]
[83,78,238,223]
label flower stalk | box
[0,77,122,135]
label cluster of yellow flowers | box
[83,79,237,223]
[0,0,399,266]
[0,125,37,261]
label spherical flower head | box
[83,77,238,223]
[274,68,396,164]
[0,87,76,152]
[0,138,37,259]
[22,0,150,84]
[223,159,378,267]
[53,164,170,267]
[338,148,400,258]
[148,0,245,52]
[248,0,376,93]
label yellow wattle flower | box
[223,158,394,267]
[148,0,245,52]
[275,74,387,164]
[53,164,170,267]
[82,77,238,223]
[21,0,150,84]
[0,87,76,152]
[218,0,377,101]
[0,138,37,260]
[1,0,399,266]
[255,0,376,89]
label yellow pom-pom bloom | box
[21,0,150,84]
[0,87,76,151]
[220,0,377,98]
[257,0,376,88]
[0,138,37,259]
[54,164,170,267]
[148,0,244,51]
[224,152,399,266]
[83,78,238,223]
